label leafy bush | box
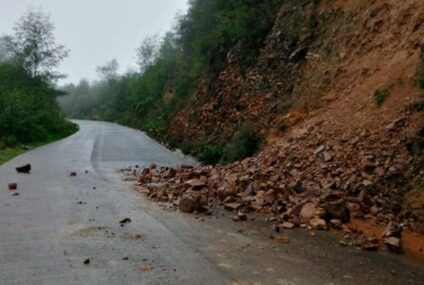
[0,62,76,144]
[197,145,224,165]
[222,124,263,163]
[373,88,389,107]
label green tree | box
[96,59,119,81]
[7,8,69,80]
[136,35,159,73]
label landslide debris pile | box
[128,108,424,253]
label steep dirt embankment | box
[129,0,424,255]
[169,0,424,147]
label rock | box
[149,163,157,169]
[70,172,77,177]
[84,258,90,265]
[361,160,376,173]
[224,202,242,211]
[293,180,303,194]
[16,164,31,173]
[232,212,247,222]
[218,183,237,201]
[164,168,177,178]
[290,46,308,62]
[322,200,350,223]
[384,237,402,254]
[314,145,325,154]
[274,235,290,244]
[119,218,132,225]
[300,203,317,221]
[330,219,342,229]
[12,192,20,196]
[266,217,277,223]
[238,212,247,221]
[179,194,207,213]
[272,200,287,214]
[383,222,403,238]
[323,151,333,162]
[185,179,206,191]
[361,236,380,251]
[179,196,196,213]
[8,183,17,190]
[281,222,295,229]
[309,218,327,230]
[386,116,407,131]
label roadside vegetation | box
[58,0,282,164]
[0,8,77,165]
[373,88,389,107]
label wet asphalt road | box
[0,120,423,285]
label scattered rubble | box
[127,112,423,254]
[16,164,31,173]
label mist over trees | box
[6,8,69,80]
[58,0,282,162]
[0,8,76,147]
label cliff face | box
[168,0,424,149]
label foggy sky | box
[0,0,188,84]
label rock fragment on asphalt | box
[16,164,31,173]
[8,183,17,190]
[119,218,132,226]
[361,236,380,251]
[274,235,290,244]
[384,237,402,254]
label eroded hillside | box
[169,0,424,153]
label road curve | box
[0,120,423,285]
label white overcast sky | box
[0,0,189,84]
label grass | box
[373,88,389,107]
[0,123,79,166]
[0,146,31,166]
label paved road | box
[0,120,423,285]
